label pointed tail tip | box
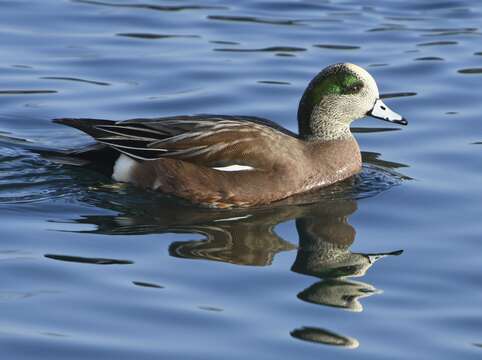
[52,118,117,134]
[53,118,115,126]
[53,118,77,126]
[52,117,65,124]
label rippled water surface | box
[1,0,482,358]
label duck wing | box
[54,115,300,170]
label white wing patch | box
[112,154,138,182]
[212,164,255,172]
[213,214,253,222]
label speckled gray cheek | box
[308,103,352,141]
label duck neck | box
[299,106,353,141]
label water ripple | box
[40,77,110,86]
[257,80,291,85]
[74,0,226,11]
[313,44,360,50]
[415,56,445,61]
[44,254,133,265]
[132,281,164,289]
[208,15,299,26]
[117,33,201,40]
[417,40,458,46]
[457,68,482,74]
[0,90,57,95]
[214,46,306,52]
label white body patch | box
[152,178,162,190]
[112,154,137,182]
[212,164,254,172]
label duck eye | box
[345,83,363,94]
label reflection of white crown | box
[298,279,382,312]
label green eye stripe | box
[342,74,360,88]
[309,73,363,101]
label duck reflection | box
[298,279,380,313]
[46,149,407,348]
[291,326,359,349]
[168,212,296,266]
[292,203,402,312]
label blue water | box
[1,0,482,358]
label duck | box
[53,63,407,208]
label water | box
[1,0,482,358]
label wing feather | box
[56,115,299,167]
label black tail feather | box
[36,143,119,176]
[50,118,121,174]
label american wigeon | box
[54,63,407,208]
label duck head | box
[298,63,407,141]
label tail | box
[0,119,120,176]
[47,118,120,175]
[36,143,119,176]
